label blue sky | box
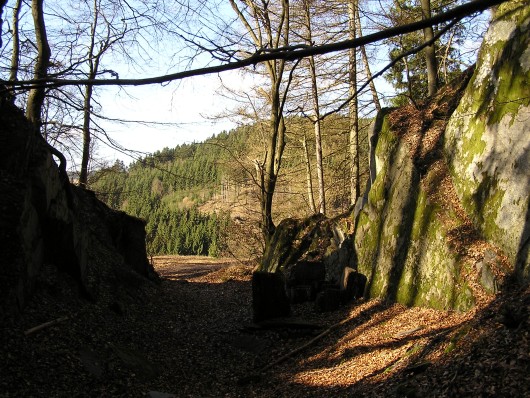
[95,73,239,165]
[0,0,488,171]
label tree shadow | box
[384,165,420,303]
[235,279,529,398]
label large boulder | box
[0,97,157,320]
[444,0,530,282]
[258,214,356,283]
[253,212,359,313]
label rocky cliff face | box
[444,0,530,282]
[247,2,529,314]
[354,1,529,310]
[0,97,157,320]
[354,73,480,311]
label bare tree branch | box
[322,14,461,119]
[2,0,507,90]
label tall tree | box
[79,0,126,187]
[301,131,317,214]
[79,0,100,187]
[25,0,50,129]
[228,0,293,242]
[421,0,437,96]
[8,0,22,84]
[301,0,326,214]
[5,0,22,103]
[349,0,360,205]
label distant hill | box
[89,116,370,258]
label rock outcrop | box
[0,97,157,320]
[444,0,530,282]
[258,214,356,281]
[354,73,479,311]
[354,1,529,310]
[254,212,363,319]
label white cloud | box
[95,72,247,164]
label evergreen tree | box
[384,0,466,106]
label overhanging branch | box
[2,0,508,90]
[322,17,460,119]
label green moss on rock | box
[354,111,476,311]
[445,2,530,281]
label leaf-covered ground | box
[1,256,528,397]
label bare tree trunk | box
[7,0,22,103]
[348,0,360,206]
[0,0,7,49]
[261,106,286,240]
[421,0,437,96]
[79,0,101,188]
[302,134,317,214]
[313,117,325,214]
[229,0,290,244]
[355,8,381,113]
[9,0,22,82]
[26,0,51,130]
[79,83,94,187]
[303,0,326,214]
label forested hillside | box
[90,131,236,256]
[90,116,369,257]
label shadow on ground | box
[1,261,528,398]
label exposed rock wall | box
[0,97,156,320]
[444,0,530,282]
[354,77,477,311]
[354,2,529,310]
[249,2,529,314]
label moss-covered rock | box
[258,214,326,274]
[255,2,529,314]
[444,1,530,282]
[257,213,355,290]
[353,2,529,310]
[355,110,474,311]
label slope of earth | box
[1,256,528,397]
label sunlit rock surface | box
[445,0,530,281]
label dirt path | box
[153,255,242,280]
[1,256,528,397]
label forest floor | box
[1,256,529,397]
